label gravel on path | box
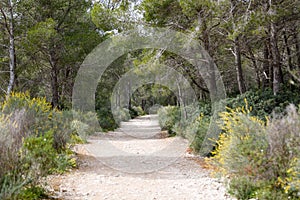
[47,115,234,200]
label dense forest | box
[0,0,300,199]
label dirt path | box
[47,115,234,200]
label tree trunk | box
[270,22,283,95]
[50,50,59,108]
[262,40,271,89]
[234,36,246,94]
[294,29,300,69]
[283,30,293,70]
[248,46,261,88]
[198,14,217,100]
[5,0,16,95]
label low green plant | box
[227,176,258,200]
[157,106,180,134]
[187,114,210,152]
[131,106,145,116]
[113,108,131,125]
[97,107,118,131]
[16,186,48,200]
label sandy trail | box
[47,115,233,200]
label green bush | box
[225,88,300,119]
[97,107,118,131]
[208,105,268,177]
[157,104,210,152]
[172,113,210,152]
[22,130,74,176]
[131,106,145,116]
[113,108,131,125]
[228,176,258,200]
[0,92,90,199]
[187,115,210,152]
[17,186,48,200]
[71,110,100,139]
[157,106,180,134]
[207,104,300,200]
[148,104,161,114]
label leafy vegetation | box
[206,103,300,200]
[0,93,92,199]
[0,0,300,199]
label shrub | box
[187,114,210,152]
[227,176,258,200]
[132,106,145,116]
[97,107,118,131]
[148,104,161,114]
[266,105,300,197]
[71,110,100,139]
[16,186,48,200]
[157,106,180,134]
[0,110,29,200]
[207,103,300,200]
[0,93,92,199]
[208,104,268,177]
[113,108,131,125]
[22,130,73,177]
[225,88,300,120]
[172,113,210,152]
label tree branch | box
[0,7,10,36]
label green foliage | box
[91,3,117,32]
[142,0,180,25]
[23,130,73,176]
[0,93,93,199]
[225,89,300,119]
[16,186,47,200]
[207,104,300,200]
[227,176,258,200]
[71,110,100,139]
[91,0,135,33]
[26,18,57,50]
[186,114,210,152]
[113,108,132,125]
[158,103,210,152]
[157,106,180,134]
[97,107,119,131]
[130,106,145,117]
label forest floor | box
[46,115,234,200]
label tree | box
[0,0,16,95]
[18,0,101,107]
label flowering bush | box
[207,102,300,199]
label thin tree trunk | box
[198,14,217,100]
[294,29,300,69]
[229,0,246,94]
[4,0,16,95]
[234,36,246,94]
[283,30,293,70]
[270,22,283,95]
[248,46,261,88]
[263,41,271,89]
[50,50,59,108]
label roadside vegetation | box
[157,89,300,199]
[1,0,300,199]
[0,93,96,199]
